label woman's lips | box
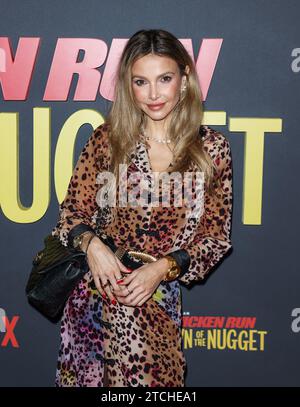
[147,103,165,111]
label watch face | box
[171,270,179,278]
[165,268,180,281]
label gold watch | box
[163,255,181,282]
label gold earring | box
[181,84,187,94]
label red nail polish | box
[117,279,124,284]
[111,298,117,306]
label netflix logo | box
[0,307,20,348]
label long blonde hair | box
[105,28,217,196]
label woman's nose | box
[149,84,159,100]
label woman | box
[52,29,233,387]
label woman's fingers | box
[115,257,131,273]
[118,291,148,307]
[92,274,101,292]
[136,293,151,307]
[90,264,115,302]
[113,285,130,297]
[92,274,106,298]
[88,242,137,304]
[102,282,116,303]
[107,257,132,292]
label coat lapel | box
[129,140,152,180]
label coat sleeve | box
[51,124,106,248]
[176,133,233,287]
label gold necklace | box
[141,126,171,144]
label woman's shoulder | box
[93,122,110,141]
[90,122,111,152]
[199,125,231,153]
[87,122,111,169]
[199,124,228,143]
[199,125,232,173]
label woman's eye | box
[134,79,145,86]
[161,75,172,82]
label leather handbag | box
[25,231,154,323]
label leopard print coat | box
[51,122,233,387]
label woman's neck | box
[143,117,171,141]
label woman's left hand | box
[111,258,168,307]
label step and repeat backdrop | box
[0,0,299,387]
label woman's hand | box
[86,236,131,304]
[111,258,169,307]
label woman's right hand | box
[86,236,131,303]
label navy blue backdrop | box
[0,0,299,386]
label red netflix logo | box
[0,308,20,348]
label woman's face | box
[131,54,188,122]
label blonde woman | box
[52,29,233,387]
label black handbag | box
[25,230,148,323]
